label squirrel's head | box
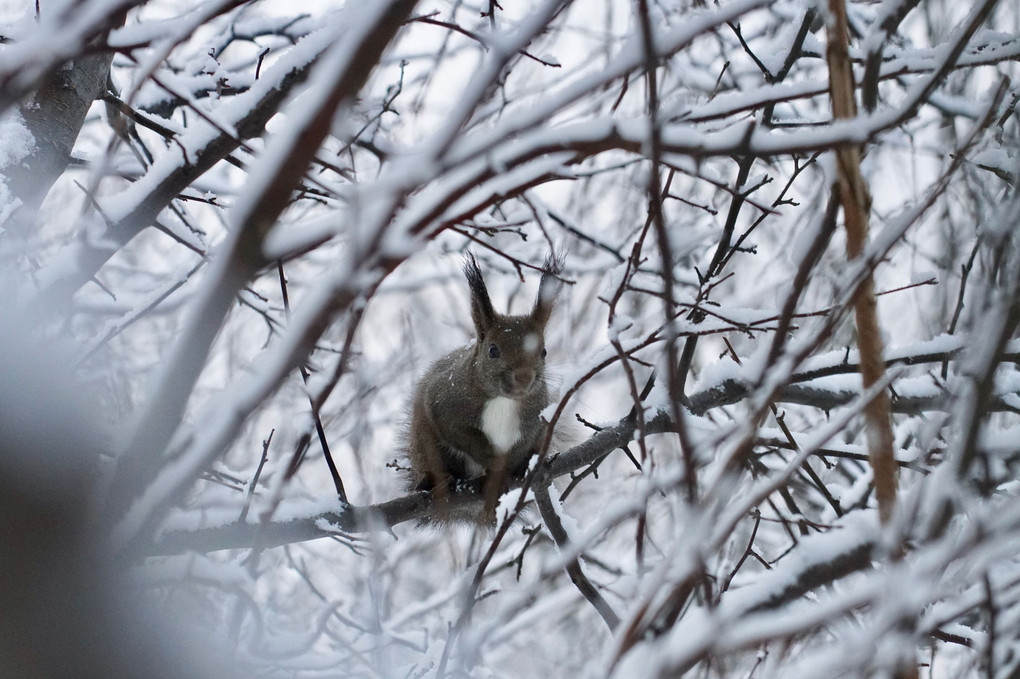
[464,254,562,400]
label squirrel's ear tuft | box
[532,254,564,328]
[464,253,496,334]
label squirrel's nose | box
[512,367,535,392]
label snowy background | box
[1,0,1019,677]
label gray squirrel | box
[406,254,561,505]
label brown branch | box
[825,0,898,526]
[637,0,694,499]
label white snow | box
[0,108,34,223]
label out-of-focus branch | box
[5,44,115,233]
[36,23,339,303]
[105,1,419,556]
[0,1,131,113]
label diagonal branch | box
[104,1,418,555]
[36,20,343,303]
[534,483,620,631]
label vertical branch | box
[860,0,921,113]
[635,0,698,504]
[983,574,996,679]
[824,0,898,527]
[681,7,817,394]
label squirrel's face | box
[463,253,560,400]
[473,316,547,399]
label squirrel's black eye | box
[541,347,547,358]
[488,343,500,358]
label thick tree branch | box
[146,411,673,556]
[143,326,1020,558]
[0,2,131,112]
[4,52,114,234]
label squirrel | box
[406,254,561,516]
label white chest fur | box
[481,396,521,454]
